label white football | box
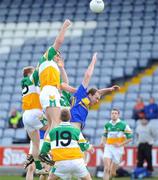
[90,0,105,13]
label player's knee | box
[110,169,116,177]
[27,164,35,172]
[104,166,110,174]
[112,172,116,177]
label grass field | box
[0,176,157,180]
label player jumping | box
[70,53,120,129]
[38,19,72,137]
[22,66,47,175]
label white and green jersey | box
[38,46,60,89]
[21,70,42,110]
[103,119,132,145]
[41,122,90,161]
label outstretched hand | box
[111,85,120,91]
[92,52,97,64]
[63,19,72,28]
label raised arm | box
[98,85,120,97]
[60,67,69,84]
[60,82,76,93]
[82,52,97,88]
[57,56,69,84]
[53,19,72,51]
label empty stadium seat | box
[1,137,13,146]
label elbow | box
[85,72,91,79]
[63,79,69,84]
[56,37,63,46]
[60,83,65,90]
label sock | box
[34,160,42,170]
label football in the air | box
[90,0,105,13]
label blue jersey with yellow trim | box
[70,84,90,129]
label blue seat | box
[118,36,129,43]
[3,129,15,138]
[132,20,143,27]
[129,43,140,51]
[141,43,152,51]
[130,28,141,35]
[107,28,117,36]
[130,36,141,43]
[116,52,127,59]
[1,137,12,146]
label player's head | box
[88,88,100,105]
[22,66,34,77]
[60,108,71,122]
[111,108,120,121]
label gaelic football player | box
[70,53,120,129]
[39,109,93,180]
[22,66,47,174]
[101,109,133,180]
[38,19,72,137]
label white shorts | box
[40,85,61,110]
[23,109,43,132]
[29,139,44,154]
[51,159,89,179]
[103,144,124,165]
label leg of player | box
[48,173,59,180]
[39,163,50,180]
[103,158,112,180]
[109,162,118,178]
[26,163,35,180]
[39,175,47,180]
[71,122,81,129]
[45,106,60,137]
[28,130,43,171]
[80,173,92,180]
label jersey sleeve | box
[40,133,51,154]
[30,70,39,86]
[39,46,57,64]
[78,132,90,152]
[44,46,57,61]
[124,124,133,139]
[73,84,87,101]
[103,123,108,137]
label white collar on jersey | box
[60,122,71,125]
[110,118,120,125]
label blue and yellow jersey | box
[70,84,90,129]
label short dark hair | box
[60,109,71,122]
[111,108,120,114]
[88,88,98,96]
[23,66,34,77]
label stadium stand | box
[0,0,158,145]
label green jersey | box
[103,119,132,145]
[41,122,90,161]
